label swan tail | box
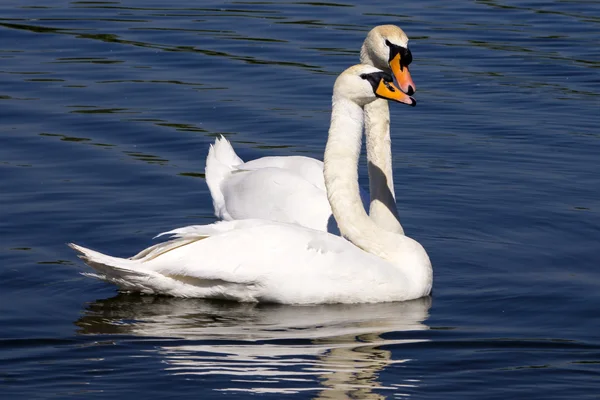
[205,136,244,219]
[69,239,262,300]
[69,243,160,293]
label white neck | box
[323,97,393,257]
[323,95,433,298]
[364,99,404,235]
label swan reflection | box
[76,295,431,397]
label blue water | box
[2,0,600,398]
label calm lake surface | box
[2,0,599,398]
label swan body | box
[206,137,369,233]
[70,218,428,303]
[206,25,414,235]
[70,64,431,304]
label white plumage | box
[71,63,431,304]
[204,25,413,235]
[71,218,426,304]
[206,137,369,233]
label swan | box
[69,64,432,304]
[206,25,415,234]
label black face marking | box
[360,71,395,96]
[385,39,412,69]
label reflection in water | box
[76,295,432,397]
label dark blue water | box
[2,0,599,398]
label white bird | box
[70,64,432,304]
[206,25,415,235]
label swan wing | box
[205,139,369,233]
[220,167,333,232]
[71,220,406,304]
[239,155,326,190]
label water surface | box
[1,0,600,398]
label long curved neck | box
[364,99,404,235]
[323,97,393,257]
[324,94,433,297]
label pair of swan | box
[70,25,433,304]
[207,25,415,235]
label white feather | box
[205,137,368,234]
[203,25,413,235]
[70,219,425,303]
[71,63,432,304]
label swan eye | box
[401,47,413,66]
[361,72,390,82]
[386,41,412,67]
[360,72,394,94]
[360,72,380,92]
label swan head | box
[360,25,415,96]
[334,64,415,108]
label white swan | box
[69,64,431,304]
[206,25,415,234]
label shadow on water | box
[75,294,432,397]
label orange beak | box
[389,53,416,95]
[375,78,416,107]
